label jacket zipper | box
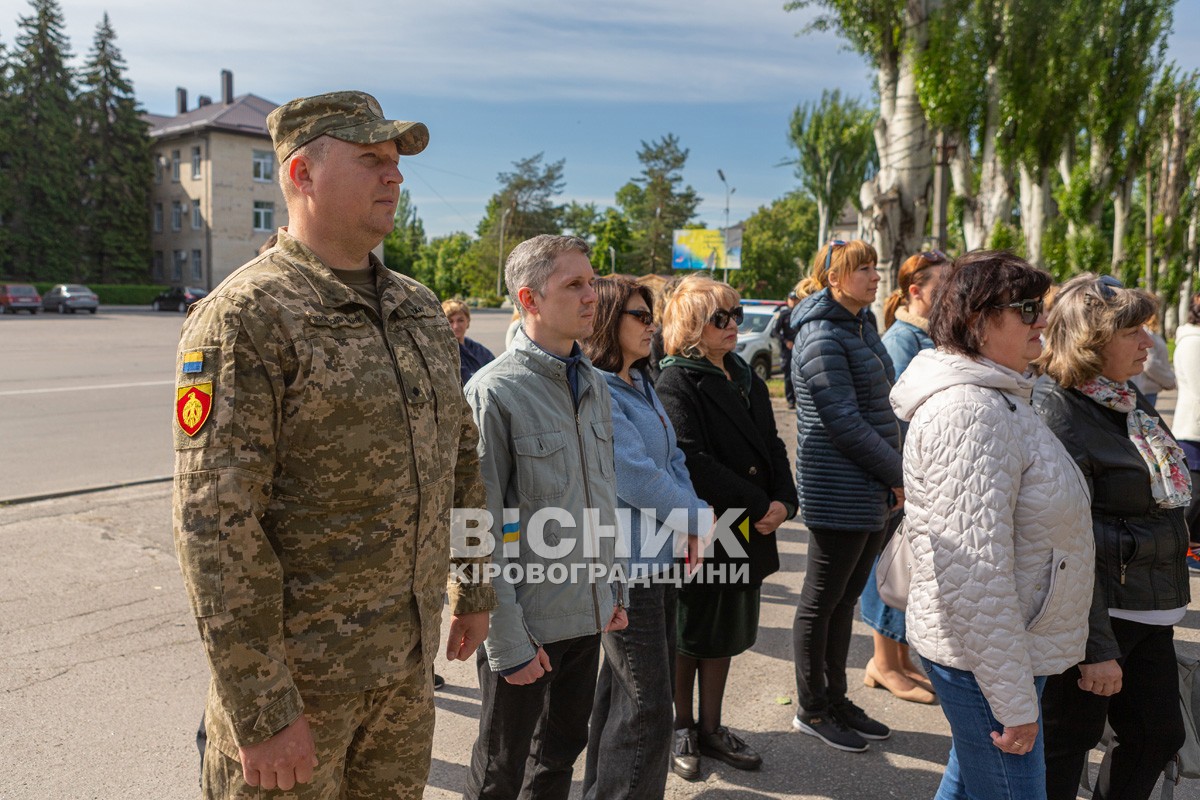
[569,380,605,631]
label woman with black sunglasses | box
[1033,273,1189,800]
[788,238,904,753]
[655,274,798,779]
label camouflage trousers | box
[202,647,434,800]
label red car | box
[0,284,42,314]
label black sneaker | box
[792,711,868,752]
[831,699,891,740]
[672,727,701,781]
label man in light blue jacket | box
[462,235,627,800]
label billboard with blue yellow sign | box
[672,228,740,270]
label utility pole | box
[718,169,735,282]
[496,207,512,298]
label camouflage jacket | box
[172,229,495,746]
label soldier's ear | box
[289,155,315,196]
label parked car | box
[736,300,786,381]
[0,283,42,314]
[42,284,99,314]
[152,286,208,312]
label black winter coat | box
[790,289,902,531]
[656,355,798,588]
[1033,378,1191,663]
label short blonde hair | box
[441,299,470,320]
[662,274,740,359]
[1036,273,1158,388]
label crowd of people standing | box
[171,86,1196,800]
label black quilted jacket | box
[790,288,902,531]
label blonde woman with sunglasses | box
[655,274,798,779]
[789,239,904,752]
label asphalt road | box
[0,306,514,503]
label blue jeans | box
[582,584,677,800]
[921,657,1047,800]
[860,554,907,642]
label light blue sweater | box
[602,368,708,575]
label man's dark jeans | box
[582,584,677,800]
[464,634,601,800]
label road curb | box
[0,475,173,507]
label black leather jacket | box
[1032,378,1190,663]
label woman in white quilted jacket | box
[889,251,1094,800]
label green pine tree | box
[77,13,151,283]
[9,0,79,281]
[616,135,700,274]
[383,189,426,278]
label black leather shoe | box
[433,673,446,691]
[672,727,701,780]
[698,726,762,770]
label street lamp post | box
[717,169,735,282]
[496,207,512,299]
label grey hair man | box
[462,235,627,799]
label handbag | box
[874,518,913,611]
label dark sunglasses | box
[1097,274,1124,298]
[824,240,848,271]
[709,305,744,329]
[920,250,948,264]
[995,298,1045,326]
[623,308,655,326]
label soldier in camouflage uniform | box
[172,90,496,799]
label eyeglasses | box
[920,250,948,264]
[824,240,847,271]
[623,308,655,326]
[995,298,1045,326]
[709,305,744,329]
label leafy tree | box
[0,35,14,273]
[414,232,474,300]
[383,188,425,278]
[786,90,876,244]
[77,13,151,283]
[736,191,819,297]
[8,0,79,281]
[466,152,566,299]
[591,207,633,275]
[561,200,599,240]
[788,0,934,293]
[616,134,700,274]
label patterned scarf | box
[1078,376,1192,509]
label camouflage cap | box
[267,90,429,163]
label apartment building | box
[144,70,285,290]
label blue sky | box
[14,0,1200,238]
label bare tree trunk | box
[864,0,934,324]
[1154,90,1192,299]
[1179,189,1200,338]
[1018,164,1051,268]
[816,197,830,247]
[1111,177,1132,273]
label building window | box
[252,150,275,182]
[191,146,202,179]
[173,250,186,281]
[171,150,181,182]
[171,201,183,231]
[155,154,164,184]
[252,201,274,231]
[191,249,203,281]
[153,203,163,233]
[153,251,164,280]
[192,199,202,229]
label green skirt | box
[677,586,761,659]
